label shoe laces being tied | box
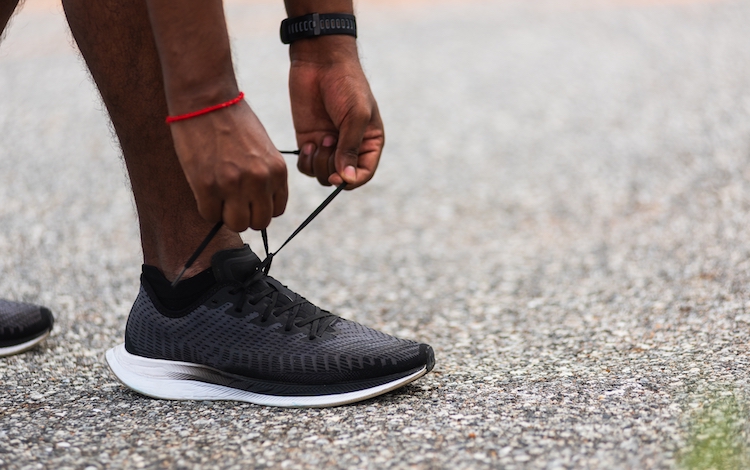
[228,263,338,340]
[226,180,349,340]
[245,182,346,340]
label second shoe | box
[0,299,54,357]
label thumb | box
[334,110,369,184]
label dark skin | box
[285,0,384,189]
[146,0,289,232]
[290,35,384,189]
[0,0,18,37]
[61,0,244,279]
[1,0,384,280]
[148,0,385,233]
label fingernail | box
[302,143,315,157]
[322,135,337,148]
[343,165,356,182]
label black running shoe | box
[0,299,54,357]
[106,245,435,407]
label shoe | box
[0,299,54,357]
[106,245,435,407]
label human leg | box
[0,0,55,357]
[61,0,434,406]
[61,0,243,281]
[0,0,20,39]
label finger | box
[272,182,288,218]
[335,108,370,184]
[327,150,336,177]
[328,154,374,187]
[350,141,382,185]
[221,198,251,232]
[328,133,383,187]
[249,194,274,230]
[296,142,316,176]
[312,135,337,186]
[193,187,224,223]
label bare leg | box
[0,0,20,40]
[0,0,57,356]
[61,0,243,280]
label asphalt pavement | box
[3,0,750,468]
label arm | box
[285,0,385,188]
[145,0,288,231]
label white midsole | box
[105,344,426,408]
[0,330,51,357]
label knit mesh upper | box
[0,300,52,343]
[0,300,41,330]
[124,247,427,385]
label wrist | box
[289,35,359,65]
[284,0,353,17]
[164,77,240,117]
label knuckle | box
[216,164,242,187]
[274,159,289,178]
[349,106,371,125]
[341,148,359,160]
[249,165,271,183]
[191,173,216,193]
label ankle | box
[142,228,244,281]
[142,265,217,310]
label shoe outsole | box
[0,330,51,357]
[106,344,428,408]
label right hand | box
[168,100,288,232]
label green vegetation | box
[678,395,750,470]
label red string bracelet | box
[165,91,245,124]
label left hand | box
[288,35,385,188]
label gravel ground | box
[3,0,750,468]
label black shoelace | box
[226,265,338,339]
[171,150,347,337]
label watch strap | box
[280,13,357,45]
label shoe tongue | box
[211,245,335,331]
[211,245,261,283]
[210,244,329,326]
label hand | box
[289,36,385,188]
[169,101,288,232]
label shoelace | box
[245,180,346,339]
[257,181,347,275]
[171,150,347,338]
[171,150,347,286]
[227,265,338,339]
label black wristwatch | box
[280,13,357,45]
